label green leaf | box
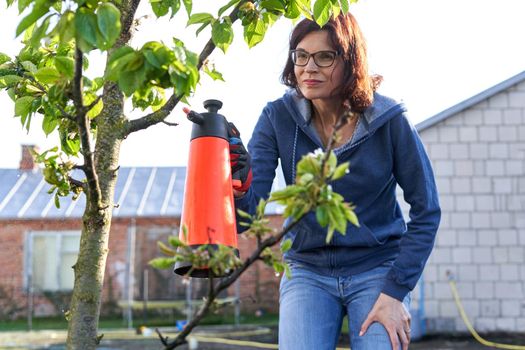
[281,239,292,253]
[16,4,49,37]
[54,56,74,79]
[326,150,337,173]
[211,18,234,53]
[236,209,252,219]
[315,205,329,227]
[21,60,37,73]
[218,0,240,17]
[42,113,58,136]
[54,193,61,209]
[0,53,11,65]
[260,0,285,13]
[52,0,62,12]
[182,0,192,16]
[243,16,267,48]
[106,46,136,81]
[149,257,176,270]
[29,14,51,47]
[150,0,171,17]
[332,162,349,180]
[14,96,34,117]
[0,75,23,88]
[34,67,61,84]
[85,93,103,119]
[96,3,121,49]
[295,0,313,19]
[118,64,147,96]
[313,0,331,27]
[53,10,75,43]
[339,0,349,13]
[344,206,359,227]
[204,66,224,81]
[75,8,99,52]
[325,226,334,244]
[18,0,32,13]
[187,12,215,25]
[168,235,186,248]
[273,261,284,274]
[262,11,281,26]
[331,2,340,18]
[170,0,181,18]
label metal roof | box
[416,70,525,132]
[0,167,284,220]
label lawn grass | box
[0,312,279,332]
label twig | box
[162,120,179,127]
[319,108,354,171]
[156,328,170,346]
[85,95,102,112]
[68,176,86,191]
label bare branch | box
[56,104,76,122]
[85,94,102,112]
[162,120,179,127]
[156,328,170,346]
[68,176,86,191]
[162,219,300,350]
[73,164,86,171]
[72,48,85,114]
[73,46,103,209]
[122,1,249,137]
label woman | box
[231,12,440,350]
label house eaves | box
[416,70,525,132]
[0,166,285,220]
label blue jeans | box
[279,261,411,350]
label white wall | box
[405,79,525,333]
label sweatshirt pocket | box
[289,221,327,252]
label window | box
[26,231,81,291]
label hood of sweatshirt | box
[281,89,407,149]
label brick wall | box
[0,214,284,318]
[407,79,525,333]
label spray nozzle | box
[183,107,205,125]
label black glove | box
[228,122,252,192]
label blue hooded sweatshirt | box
[234,90,441,301]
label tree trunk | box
[66,84,124,349]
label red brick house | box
[0,146,284,320]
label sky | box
[1,0,525,168]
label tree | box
[0,0,357,349]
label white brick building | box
[408,71,525,333]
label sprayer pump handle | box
[203,99,223,113]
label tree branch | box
[73,47,103,209]
[160,219,300,350]
[122,1,249,137]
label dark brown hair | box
[281,13,382,112]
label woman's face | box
[294,30,344,101]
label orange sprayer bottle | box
[174,99,239,278]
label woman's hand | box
[359,292,411,350]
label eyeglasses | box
[290,49,340,67]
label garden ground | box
[1,325,525,349]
